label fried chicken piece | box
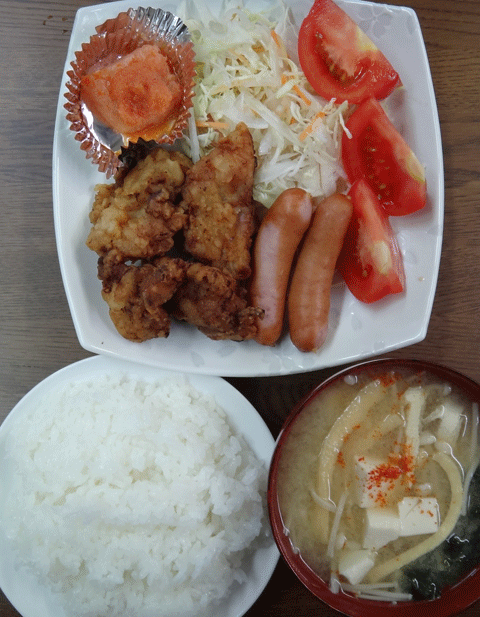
[172,262,263,341]
[98,251,187,342]
[181,122,256,280]
[87,148,192,259]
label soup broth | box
[276,367,480,601]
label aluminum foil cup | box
[64,7,196,177]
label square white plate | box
[52,0,444,377]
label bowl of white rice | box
[0,355,278,617]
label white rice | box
[3,374,268,617]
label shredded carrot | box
[293,84,312,106]
[271,29,290,60]
[281,75,312,106]
[271,29,283,50]
[299,111,326,141]
[195,120,230,131]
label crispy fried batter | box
[98,251,187,342]
[172,262,262,341]
[87,148,192,259]
[87,126,263,344]
[181,122,257,280]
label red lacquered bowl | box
[268,358,480,617]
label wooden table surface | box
[1,0,479,615]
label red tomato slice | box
[298,0,401,104]
[337,179,405,304]
[342,98,427,216]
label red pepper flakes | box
[343,424,361,444]
[337,451,346,468]
[366,444,416,506]
[375,372,402,388]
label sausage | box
[250,188,314,346]
[288,193,353,352]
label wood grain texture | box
[0,0,479,615]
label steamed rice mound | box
[3,374,268,617]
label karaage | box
[98,251,187,342]
[172,262,262,341]
[181,122,257,280]
[86,125,263,344]
[87,147,192,259]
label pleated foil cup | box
[64,7,196,178]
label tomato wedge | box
[337,179,405,303]
[342,97,427,216]
[298,0,401,104]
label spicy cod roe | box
[81,44,183,139]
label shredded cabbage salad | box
[177,0,350,207]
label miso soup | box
[276,366,480,602]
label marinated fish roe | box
[81,44,182,137]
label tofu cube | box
[363,507,402,550]
[338,549,375,585]
[362,497,440,550]
[353,455,403,508]
[436,399,464,444]
[398,497,440,536]
[404,387,426,459]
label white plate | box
[52,0,444,377]
[0,355,279,617]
